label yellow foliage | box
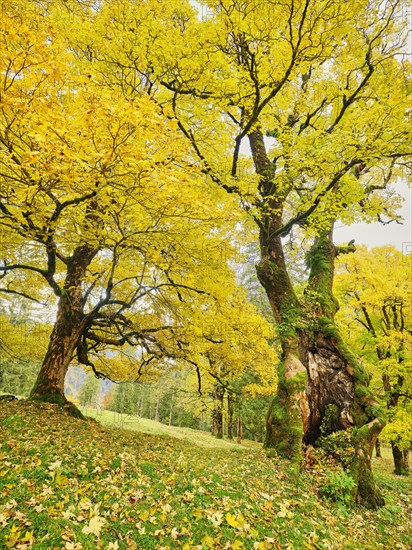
[335,245,412,446]
[0,0,277,394]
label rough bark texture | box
[306,231,384,507]
[30,244,97,417]
[255,216,384,506]
[350,419,385,508]
[302,332,355,443]
[257,237,307,471]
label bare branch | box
[0,287,46,304]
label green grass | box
[80,407,260,450]
[1,400,411,550]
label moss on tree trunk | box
[350,419,385,508]
[264,355,307,474]
[259,226,385,507]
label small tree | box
[78,373,100,408]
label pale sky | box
[335,187,412,251]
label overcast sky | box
[335,187,412,251]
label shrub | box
[319,469,356,507]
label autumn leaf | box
[208,510,223,527]
[81,515,105,537]
[226,512,239,528]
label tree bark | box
[382,374,408,475]
[350,418,384,507]
[29,244,97,416]
[227,393,234,439]
[305,230,384,506]
[155,394,161,422]
[169,394,174,426]
[403,450,410,472]
[392,444,410,475]
[257,235,307,470]
[375,439,381,458]
[236,416,243,444]
[255,208,384,505]
[30,316,84,405]
[211,384,225,439]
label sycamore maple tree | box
[0,0,277,417]
[335,246,412,475]
[77,0,412,506]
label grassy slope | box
[0,401,411,550]
[80,408,260,450]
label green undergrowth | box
[1,401,411,549]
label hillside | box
[1,400,411,549]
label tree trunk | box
[236,416,243,444]
[392,444,410,475]
[403,450,410,471]
[375,439,381,458]
[211,384,225,438]
[29,243,97,416]
[169,395,174,426]
[29,302,86,417]
[227,393,234,439]
[306,231,383,507]
[257,221,384,506]
[382,376,408,476]
[155,394,161,422]
[29,291,83,405]
[349,418,384,507]
[257,236,307,470]
[248,129,308,468]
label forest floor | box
[1,400,411,549]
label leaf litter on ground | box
[0,400,411,549]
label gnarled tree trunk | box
[257,222,384,507]
[30,244,97,415]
